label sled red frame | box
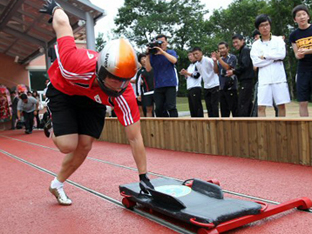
[195,197,312,234]
[120,179,312,234]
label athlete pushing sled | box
[39,0,153,205]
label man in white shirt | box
[192,47,220,117]
[250,14,290,117]
[180,51,204,117]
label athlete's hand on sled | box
[139,173,154,193]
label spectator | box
[289,4,312,117]
[212,42,238,117]
[10,91,18,130]
[250,30,279,117]
[137,53,155,117]
[145,34,178,117]
[192,47,220,117]
[32,90,41,128]
[252,29,261,41]
[17,93,38,134]
[27,91,32,96]
[179,51,204,117]
[130,73,144,117]
[43,79,50,100]
[227,34,255,117]
[250,14,290,117]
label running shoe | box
[49,186,72,206]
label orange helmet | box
[97,38,138,97]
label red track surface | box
[0,129,311,234]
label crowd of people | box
[133,4,312,118]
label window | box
[29,70,49,91]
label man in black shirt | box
[212,42,238,117]
[290,4,312,117]
[227,34,255,117]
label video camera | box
[147,40,163,54]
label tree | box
[95,32,106,52]
[114,0,210,96]
[208,0,268,45]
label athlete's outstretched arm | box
[125,121,147,175]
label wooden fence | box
[99,118,312,166]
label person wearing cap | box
[289,5,312,117]
[17,93,39,134]
[40,0,153,206]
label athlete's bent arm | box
[124,121,147,175]
[52,9,74,39]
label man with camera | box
[145,35,178,117]
[212,42,238,117]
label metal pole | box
[44,45,51,71]
[85,12,95,50]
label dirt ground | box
[265,101,312,118]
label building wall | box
[0,53,29,90]
[0,40,87,91]
[28,54,46,68]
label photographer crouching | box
[145,35,178,117]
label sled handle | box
[120,191,132,198]
[190,218,215,228]
[255,201,268,213]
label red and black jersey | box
[48,36,140,126]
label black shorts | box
[137,98,142,106]
[142,93,154,107]
[46,84,106,138]
[297,71,312,102]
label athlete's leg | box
[53,134,95,182]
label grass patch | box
[176,97,206,112]
[176,97,189,112]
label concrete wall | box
[0,40,87,91]
[0,53,29,90]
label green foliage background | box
[96,0,312,98]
